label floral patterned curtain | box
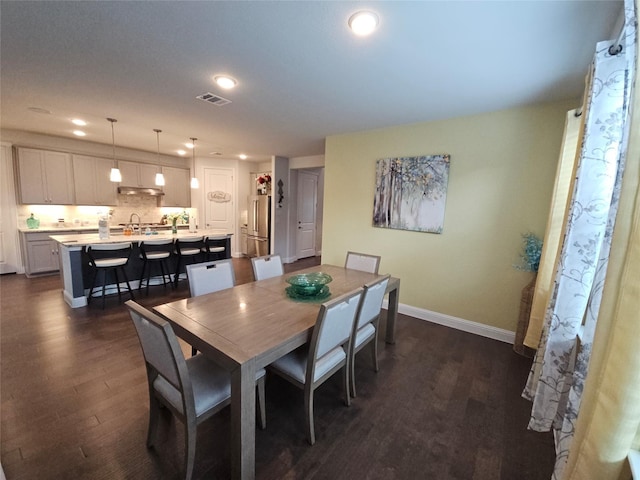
[522,1,637,478]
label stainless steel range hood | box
[117,186,165,196]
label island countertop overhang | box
[50,229,232,250]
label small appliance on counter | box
[98,216,110,240]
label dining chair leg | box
[304,387,315,445]
[342,365,351,407]
[350,356,357,398]
[147,393,161,448]
[184,420,197,480]
[257,377,266,430]
[371,336,379,373]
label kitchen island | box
[50,229,232,308]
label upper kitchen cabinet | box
[72,155,117,206]
[161,166,190,207]
[16,147,74,204]
[118,160,158,188]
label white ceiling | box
[0,1,623,163]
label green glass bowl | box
[285,272,333,297]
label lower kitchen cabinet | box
[20,229,101,277]
[20,231,61,276]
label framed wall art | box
[373,154,450,233]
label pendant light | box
[107,118,122,182]
[153,129,165,186]
[190,137,199,189]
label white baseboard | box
[383,300,515,344]
[281,254,321,264]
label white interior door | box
[204,167,234,232]
[0,144,19,274]
[296,170,318,259]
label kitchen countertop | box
[19,224,186,233]
[49,229,232,247]
[20,225,115,233]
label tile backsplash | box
[17,195,195,229]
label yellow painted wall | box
[323,99,576,331]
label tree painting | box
[373,154,450,233]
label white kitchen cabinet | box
[118,160,159,188]
[161,166,191,207]
[73,155,118,205]
[17,147,74,204]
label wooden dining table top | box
[153,264,386,370]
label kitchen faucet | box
[129,213,141,233]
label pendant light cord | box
[190,137,199,189]
[190,137,197,170]
[107,118,117,166]
[155,129,162,160]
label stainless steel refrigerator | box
[247,195,271,257]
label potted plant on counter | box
[165,211,189,234]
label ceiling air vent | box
[196,92,231,106]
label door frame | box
[0,143,21,274]
[296,169,319,260]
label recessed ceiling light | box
[209,151,222,156]
[185,142,194,149]
[71,118,87,126]
[27,107,52,115]
[348,11,379,36]
[239,154,247,160]
[177,150,186,156]
[73,130,86,137]
[214,75,237,89]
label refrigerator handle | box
[253,200,258,232]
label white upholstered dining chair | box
[186,259,236,356]
[126,300,266,480]
[344,251,381,274]
[349,275,390,398]
[268,288,364,445]
[251,254,284,281]
[186,259,235,298]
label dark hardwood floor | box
[0,256,555,479]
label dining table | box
[152,263,400,480]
